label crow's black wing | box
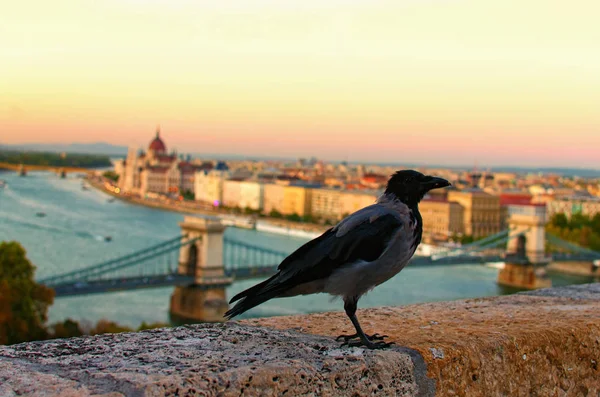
[225,207,403,318]
[276,212,402,282]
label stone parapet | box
[1,284,599,396]
[246,284,600,396]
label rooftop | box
[148,129,167,154]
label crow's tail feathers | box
[224,273,285,319]
[229,274,277,304]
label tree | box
[579,226,593,248]
[286,213,302,222]
[269,209,283,218]
[90,319,133,335]
[546,212,600,252]
[589,233,600,251]
[591,213,600,235]
[0,149,111,168]
[460,235,475,245]
[181,190,195,201]
[50,319,83,339]
[0,242,55,345]
[570,213,589,229]
[243,207,260,215]
[550,213,569,229]
[103,171,119,182]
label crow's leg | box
[336,297,393,349]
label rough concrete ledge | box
[522,282,600,300]
[1,284,599,396]
[0,323,428,397]
[244,284,600,396]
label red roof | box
[499,193,532,206]
[344,183,364,190]
[149,130,167,153]
[360,174,388,187]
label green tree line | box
[546,213,600,251]
[0,241,166,345]
[0,150,112,168]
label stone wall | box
[1,284,599,396]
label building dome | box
[149,128,167,154]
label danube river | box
[0,171,590,327]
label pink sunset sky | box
[2,0,599,167]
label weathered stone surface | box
[523,282,600,300]
[2,284,599,396]
[245,283,600,396]
[0,323,424,397]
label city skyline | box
[5,139,600,174]
[2,0,599,167]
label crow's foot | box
[336,333,387,342]
[336,333,393,349]
[342,338,394,350]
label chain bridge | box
[39,214,599,300]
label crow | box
[224,170,451,349]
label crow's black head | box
[384,170,451,206]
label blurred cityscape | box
[113,128,600,246]
[1,128,599,345]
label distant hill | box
[0,142,128,157]
[486,166,600,178]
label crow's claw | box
[336,333,359,342]
[336,333,388,342]
[336,333,393,349]
[343,338,395,350]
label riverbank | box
[85,176,328,235]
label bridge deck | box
[52,274,196,297]
[41,225,600,298]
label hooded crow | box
[224,170,451,349]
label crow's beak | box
[420,176,451,192]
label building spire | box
[156,124,161,138]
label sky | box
[1,0,599,167]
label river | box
[0,171,592,327]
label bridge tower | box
[498,204,551,289]
[169,216,233,323]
